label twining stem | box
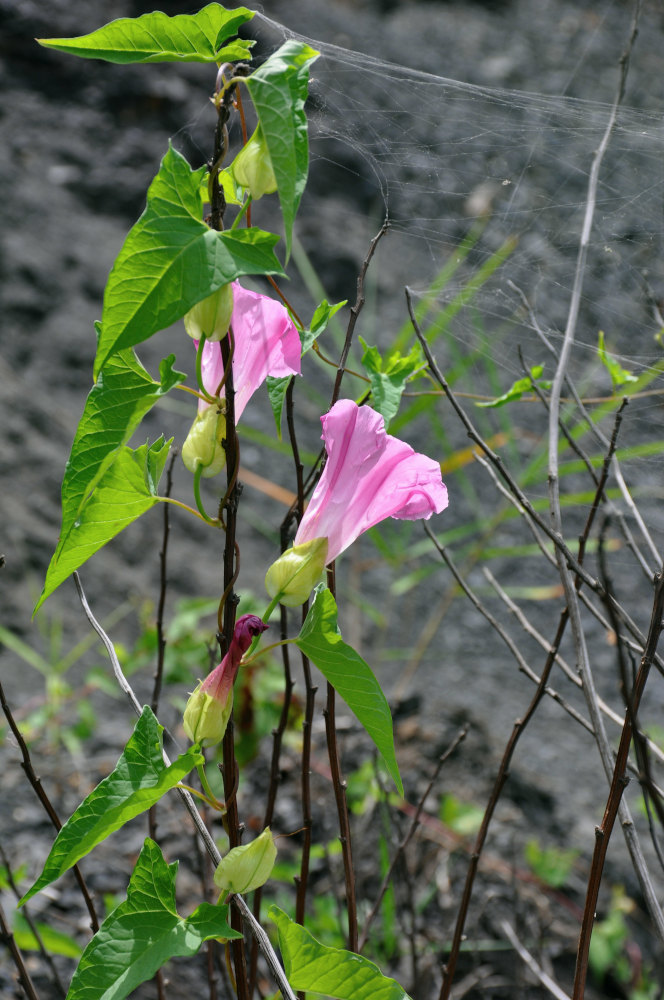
[195,334,216,401]
[149,451,175,1000]
[193,465,222,525]
[207,72,248,1000]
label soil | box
[2,1,664,998]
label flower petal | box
[197,282,301,420]
[294,400,448,562]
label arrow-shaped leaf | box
[21,708,202,906]
[269,905,411,1000]
[35,348,185,614]
[359,337,423,427]
[67,839,240,1000]
[295,587,402,795]
[37,5,254,64]
[94,145,284,377]
[37,437,171,610]
[245,41,319,258]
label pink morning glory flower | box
[265,400,448,606]
[295,399,448,562]
[182,282,301,477]
[197,281,301,420]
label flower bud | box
[184,283,234,343]
[182,615,268,749]
[230,127,277,201]
[265,537,328,607]
[182,405,226,478]
[183,681,233,749]
[213,828,277,894]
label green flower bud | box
[213,828,277,894]
[184,283,234,343]
[182,405,226,478]
[183,682,233,749]
[231,127,277,201]
[265,537,328,607]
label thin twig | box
[483,567,664,776]
[573,562,664,997]
[358,727,467,952]
[499,919,572,1000]
[330,218,389,407]
[435,539,567,1000]
[0,672,99,933]
[0,843,66,997]
[0,899,40,1000]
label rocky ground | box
[2,1,664,997]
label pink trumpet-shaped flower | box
[197,282,301,420]
[295,399,448,562]
[183,614,268,747]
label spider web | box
[252,8,664,390]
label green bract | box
[184,283,235,342]
[214,828,277,893]
[183,682,233,748]
[182,405,227,478]
[231,126,278,200]
[265,537,328,606]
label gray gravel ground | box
[2,1,664,997]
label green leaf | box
[35,347,185,614]
[303,298,347,354]
[359,337,423,427]
[295,587,402,795]
[12,914,83,959]
[66,839,240,1000]
[269,906,411,1000]
[37,438,171,609]
[20,708,202,906]
[37,5,254,64]
[266,375,292,439]
[94,145,284,377]
[598,330,639,390]
[245,41,319,258]
[476,365,551,408]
